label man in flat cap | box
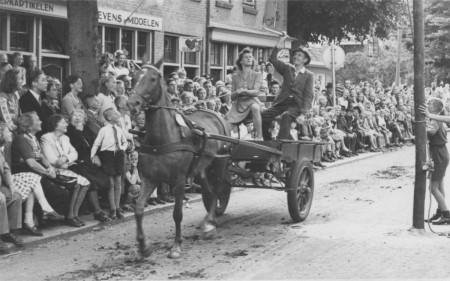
[261,34,315,140]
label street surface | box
[2,145,450,280]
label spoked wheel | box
[287,158,314,223]
[200,167,232,217]
[202,183,231,216]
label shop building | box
[0,0,293,82]
[0,0,161,81]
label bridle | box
[133,64,180,113]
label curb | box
[317,146,413,171]
[16,195,204,250]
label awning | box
[209,22,294,49]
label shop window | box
[10,14,32,52]
[164,35,177,63]
[184,52,197,65]
[104,27,118,54]
[42,18,67,54]
[184,67,198,79]
[137,32,148,60]
[211,43,221,66]
[97,27,103,52]
[0,13,6,50]
[210,69,222,82]
[163,65,178,80]
[243,0,256,6]
[121,29,133,55]
[227,45,235,66]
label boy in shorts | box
[420,98,450,224]
[91,108,128,220]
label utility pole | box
[395,27,402,86]
[331,41,336,107]
[412,0,426,229]
[205,0,211,75]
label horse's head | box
[128,62,165,115]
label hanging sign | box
[179,37,202,52]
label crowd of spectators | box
[0,46,445,252]
[0,50,177,253]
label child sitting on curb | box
[123,151,141,212]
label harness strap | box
[139,142,200,155]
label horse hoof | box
[168,249,182,259]
[202,226,217,240]
[139,245,152,258]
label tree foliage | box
[287,0,403,45]
[336,41,413,86]
[424,0,450,83]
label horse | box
[128,63,231,259]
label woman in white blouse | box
[61,75,84,122]
[40,114,90,227]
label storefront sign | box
[0,0,67,18]
[179,37,202,52]
[98,8,162,31]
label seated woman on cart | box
[225,48,264,140]
[262,34,315,140]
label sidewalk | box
[1,145,406,253]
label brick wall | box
[96,0,288,73]
[211,0,287,32]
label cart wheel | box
[287,158,314,223]
[200,167,232,217]
[202,182,231,217]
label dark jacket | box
[84,109,103,146]
[269,47,314,115]
[19,90,43,119]
[337,115,352,134]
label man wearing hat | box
[261,35,314,140]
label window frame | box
[41,17,67,54]
[243,0,256,7]
[210,42,222,66]
[184,51,197,65]
[9,14,33,52]
[164,35,178,63]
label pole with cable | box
[331,41,336,107]
[412,0,426,229]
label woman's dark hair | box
[0,69,20,93]
[17,112,38,134]
[236,48,254,71]
[62,75,81,96]
[46,114,65,132]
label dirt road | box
[2,145,450,280]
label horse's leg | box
[202,184,218,240]
[201,159,227,239]
[168,179,185,259]
[135,177,156,258]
